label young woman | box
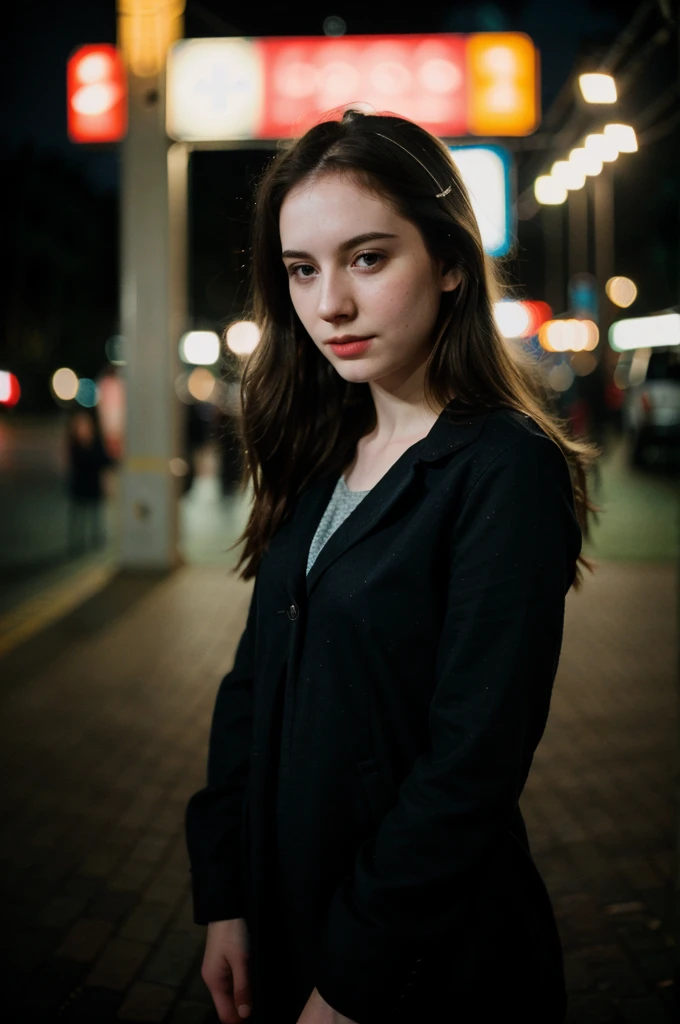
[185,109,600,1024]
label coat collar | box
[288,398,491,601]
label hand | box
[296,986,360,1024]
[201,918,253,1023]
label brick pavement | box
[0,560,677,1023]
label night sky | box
[4,0,643,191]
[2,0,677,409]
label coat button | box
[286,603,299,621]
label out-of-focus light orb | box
[578,73,617,104]
[606,276,638,308]
[76,52,114,84]
[105,335,126,365]
[180,330,220,365]
[76,378,98,408]
[323,15,347,37]
[583,320,599,350]
[493,301,531,339]
[551,160,585,191]
[547,361,575,392]
[569,146,602,177]
[72,84,120,117]
[539,319,598,353]
[570,351,598,376]
[52,367,79,401]
[604,123,638,153]
[609,312,680,352]
[0,370,21,407]
[169,457,189,477]
[584,133,618,162]
[187,367,215,402]
[534,175,567,205]
[226,320,261,356]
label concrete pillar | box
[118,3,187,569]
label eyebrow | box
[281,231,399,260]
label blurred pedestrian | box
[65,408,115,553]
[183,400,209,494]
[185,110,602,1024]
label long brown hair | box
[228,109,601,588]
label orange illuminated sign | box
[167,33,540,142]
[67,44,127,144]
[467,33,539,136]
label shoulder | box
[472,406,568,470]
[439,405,573,504]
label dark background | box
[2,0,678,411]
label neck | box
[366,361,447,444]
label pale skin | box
[200,171,462,1024]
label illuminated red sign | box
[0,371,20,407]
[259,35,468,139]
[67,44,127,144]
[167,33,540,142]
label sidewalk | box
[0,556,678,1023]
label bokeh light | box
[0,371,21,407]
[604,123,638,153]
[52,367,79,401]
[75,378,98,408]
[609,312,680,352]
[578,73,617,104]
[569,147,602,177]
[494,300,552,338]
[226,320,261,356]
[551,160,585,191]
[187,367,215,402]
[547,361,575,392]
[180,330,220,365]
[584,133,618,162]
[494,301,531,338]
[534,175,567,205]
[169,457,189,477]
[539,319,599,353]
[323,15,347,37]
[606,276,638,308]
[105,335,126,365]
[570,351,598,376]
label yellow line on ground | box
[0,562,117,659]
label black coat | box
[186,399,582,1024]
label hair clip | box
[375,133,452,198]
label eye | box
[287,263,317,280]
[354,251,385,269]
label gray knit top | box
[306,474,372,575]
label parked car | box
[621,346,680,467]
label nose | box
[317,268,356,324]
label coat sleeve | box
[185,573,258,925]
[314,434,582,1023]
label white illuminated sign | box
[449,145,512,257]
[167,38,264,142]
[609,312,680,352]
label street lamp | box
[584,133,619,162]
[578,73,617,103]
[604,123,638,153]
[569,146,603,177]
[551,160,586,191]
[534,175,567,205]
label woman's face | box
[279,172,461,391]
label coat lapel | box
[297,399,491,601]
